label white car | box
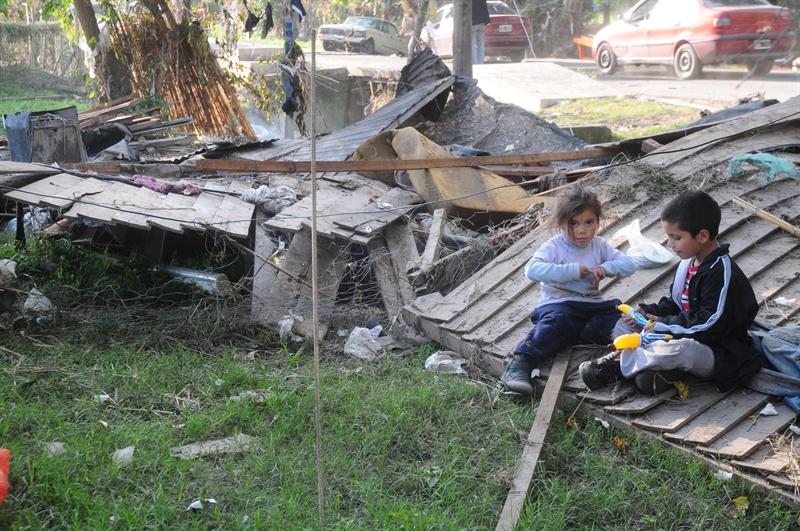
[319,16,406,55]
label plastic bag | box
[424,351,467,374]
[344,325,383,360]
[727,153,800,185]
[612,218,673,269]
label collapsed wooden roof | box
[403,96,800,501]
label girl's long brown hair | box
[551,187,603,230]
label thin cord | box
[308,15,325,531]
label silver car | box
[319,16,407,55]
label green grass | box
[540,97,700,140]
[0,64,91,136]
[1,238,799,528]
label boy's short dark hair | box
[661,190,721,239]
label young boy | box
[579,190,764,394]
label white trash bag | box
[612,218,673,269]
[424,351,467,375]
[344,325,383,360]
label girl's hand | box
[579,265,591,278]
[590,267,607,281]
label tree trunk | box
[73,0,132,101]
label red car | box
[424,1,533,62]
[592,0,796,79]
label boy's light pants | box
[612,320,715,379]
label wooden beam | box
[732,196,800,238]
[452,0,472,78]
[496,349,571,531]
[191,147,617,174]
[420,208,447,272]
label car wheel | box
[673,44,702,80]
[747,59,774,77]
[362,38,375,55]
[322,41,334,52]
[596,44,617,75]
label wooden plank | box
[196,146,618,174]
[331,187,422,236]
[383,221,418,308]
[207,194,255,239]
[370,237,406,319]
[630,383,728,433]
[293,237,347,338]
[664,389,768,445]
[577,382,638,406]
[0,160,61,176]
[767,473,800,491]
[495,349,571,531]
[604,388,677,415]
[264,229,313,326]
[4,173,85,206]
[697,403,796,460]
[420,209,447,271]
[251,211,277,322]
[732,443,792,475]
[303,184,390,238]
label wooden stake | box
[496,349,572,531]
[732,196,800,238]
[420,208,446,272]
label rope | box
[308,7,326,528]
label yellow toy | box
[613,332,673,350]
[617,303,650,328]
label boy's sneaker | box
[634,369,684,396]
[579,354,622,390]
[501,354,535,395]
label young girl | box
[502,188,636,395]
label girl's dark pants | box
[514,299,622,367]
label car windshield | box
[703,0,771,5]
[343,16,382,30]
[488,1,515,14]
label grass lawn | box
[0,64,92,136]
[1,237,799,528]
[540,97,701,140]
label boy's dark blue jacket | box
[640,244,763,391]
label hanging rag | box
[261,3,274,38]
[243,0,262,37]
[291,0,306,22]
[132,175,202,196]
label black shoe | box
[579,354,622,390]
[501,354,535,395]
[634,369,684,396]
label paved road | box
[240,46,800,111]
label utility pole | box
[452,0,472,78]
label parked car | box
[319,16,406,55]
[592,0,797,79]
[422,1,532,62]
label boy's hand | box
[643,314,660,332]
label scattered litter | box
[421,464,442,488]
[240,185,298,214]
[594,417,610,429]
[424,350,467,374]
[613,436,629,450]
[97,420,109,428]
[612,219,673,269]
[214,379,224,387]
[530,369,541,379]
[674,380,690,400]
[23,288,54,316]
[278,310,304,342]
[44,442,66,457]
[759,403,779,416]
[112,446,135,467]
[94,393,112,404]
[789,425,800,436]
[158,266,232,296]
[727,153,800,183]
[714,470,733,481]
[186,498,218,511]
[344,326,383,360]
[730,495,749,518]
[291,335,303,343]
[772,297,797,307]
[229,390,268,403]
[171,433,255,460]
[339,366,364,375]
[337,329,349,337]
